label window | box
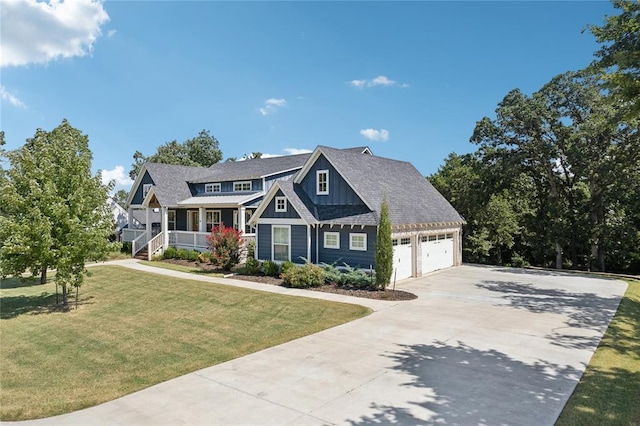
[446,233,453,239]
[168,210,176,231]
[401,237,411,245]
[349,233,367,251]
[392,239,398,246]
[275,196,287,212]
[272,226,290,261]
[234,181,252,192]
[316,170,328,195]
[324,232,340,249]
[429,235,437,242]
[206,210,221,232]
[142,184,153,198]
[438,234,446,240]
[245,210,255,234]
[205,183,221,193]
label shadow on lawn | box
[0,276,45,289]
[347,341,582,425]
[477,280,622,351]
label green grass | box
[556,279,640,425]
[0,266,370,421]
[139,260,224,276]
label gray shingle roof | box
[144,163,212,206]
[189,153,312,183]
[317,146,464,226]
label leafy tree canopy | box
[0,120,115,305]
[129,129,223,180]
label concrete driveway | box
[17,264,627,425]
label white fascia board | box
[261,166,304,179]
[125,163,149,208]
[255,218,308,225]
[248,181,281,225]
[141,186,158,207]
[292,146,323,185]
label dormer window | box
[205,183,221,193]
[234,181,252,192]
[275,196,287,212]
[316,170,328,195]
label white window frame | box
[324,232,340,249]
[205,183,221,193]
[275,196,287,213]
[206,210,221,232]
[234,181,252,192]
[349,233,367,251]
[316,170,329,195]
[167,210,176,231]
[245,209,255,234]
[142,183,153,198]
[272,225,291,262]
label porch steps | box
[134,248,148,260]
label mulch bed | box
[158,260,417,301]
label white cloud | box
[101,165,134,188]
[349,75,408,89]
[0,85,26,108]
[360,128,389,142]
[0,0,110,68]
[107,29,117,37]
[283,148,312,155]
[259,98,287,116]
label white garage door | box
[393,237,413,281]
[421,234,454,274]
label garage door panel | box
[421,239,453,274]
[393,244,412,281]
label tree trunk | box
[62,283,68,306]
[40,265,47,284]
[555,241,563,270]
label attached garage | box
[392,237,413,281]
[421,233,454,274]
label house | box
[123,145,465,279]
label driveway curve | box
[12,263,627,425]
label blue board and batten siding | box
[260,190,301,219]
[317,225,376,268]
[257,224,308,264]
[131,171,155,204]
[300,154,366,206]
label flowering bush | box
[206,226,243,270]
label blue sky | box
[1,1,614,192]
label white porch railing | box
[147,232,165,260]
[168,231,210,250]
[122,228,146,243]
[132,231,149,256]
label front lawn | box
[0,266,370,421]
[556,278,640,425]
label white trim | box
[125,164,149,208]
[233,181,252,192]
[323,231,340,249]
[316,170,329,195]
[254,218,307,225]
[205,183,221,193]
[205,209,221,232]
[261,166,306,179]
[275,196,287,212]
[272,225,291,262]
[142,183,153,199]
[349,233,367,251]
[248,182,310,226]
[167,209,176,231]
[141,186,158,207]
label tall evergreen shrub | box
[375,197,393,289]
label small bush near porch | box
[0,266,370,421]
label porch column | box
[145,207,151,236]
[198,207,206,233]
[238,206,246,234]
[162,207,169,249]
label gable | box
[130,171,155,205]
[299,154,366,207]
[260,189,301,219]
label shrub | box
[246,240,256,259]
[121,242,132,254]
[375,197,393,290]
[198,251,211,263]
[509,252,530,268]
[263,260,280,276]
[188,250,200,262]
[342,265,374,290]
[244,257,261,274]
[163,246,177,259]
[280,261,295,275]
[207,225,243,270]
[282,263,325,288]
[322,263,345,285]
[176,248,190,260]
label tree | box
[375,197,393,289]
[129,130,223,180]
[483,193,520,265]
[207,225,243,271]
[112,189,129,207]
[588,0,640,116]
[0,120,115,305]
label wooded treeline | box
[430,1,640,273]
